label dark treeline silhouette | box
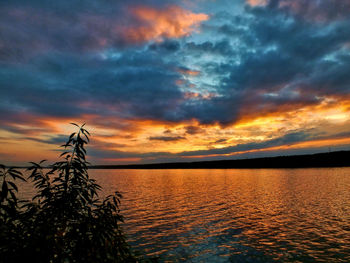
[90,151,350,169]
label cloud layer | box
[1,0,350,164]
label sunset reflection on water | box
[52,168,350,261]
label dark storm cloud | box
[300,52,350,96]
[0,0,185,62]
[184,125,204,135]
[265,0,350,21]
[24,135,67,145]
[248,8,350,60]
[1,0,350,130]
[0,50,184,125]
[245,7,350,97]
[178,131,312,157]
[185,39,235,56]
[214,139,227,144]
[181,97,241,125]
[187,5,350,122]
[148,40,181,53]
[84,52,184,121]
[149,136,185,141]
[0,59,89,118]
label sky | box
[1,0,350,165]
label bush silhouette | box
[0,123,136,263]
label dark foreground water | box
[19,168,350,262]
[86,168,350,262]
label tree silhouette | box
[0,123,136,263]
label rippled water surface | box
[87,168,350,262]
[23,168,350,262]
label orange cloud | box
[178,68,201,76]
[247,0,268,6]
[275,0,350,22]
[236,96,350,128]
[124,5,209,42]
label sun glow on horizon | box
[2,95,350,165]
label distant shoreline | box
[89,150,350,169]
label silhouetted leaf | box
[70,123,80,128]
[8,182,18,192]
[69,132,76,140]
[29,162,41,167]
[60,151,70,157]
[2,181,8,198]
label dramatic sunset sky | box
[1,0,350,165]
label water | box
[19,168,350,262]
[85,168,350,262]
